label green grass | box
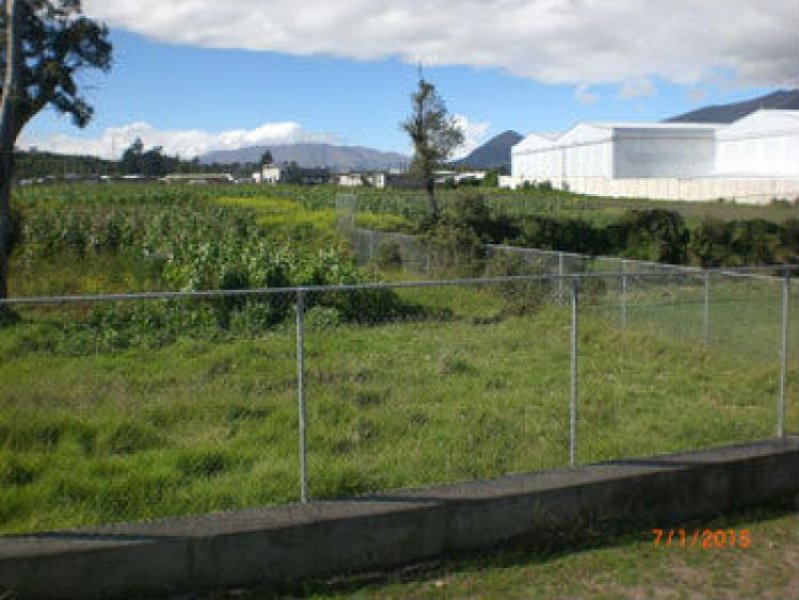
[1,278,795,533]
[214,194,413,251]
[13,182,799,230]
[278,497,799,600]
[215,195,342,251]
[0,333,300,531]
[2,183,798,535]
[260,183,799,228]
[8,253,167,297]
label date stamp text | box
[651,528,751,549]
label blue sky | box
[21,1,794,159]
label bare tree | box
[401,78,464,217]
[0,0,111,300]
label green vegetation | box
[258,184,799,267]
[2,285,795,533]
[283,497,799,600]
[401,78,465,216]
[0,0,113,302]
[1,183,797,535]
[417,190,799,267]
[260,183,799,226]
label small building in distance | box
[504,109,799,203]
[162,173,235,185]
[253,163,281,184]
[337,172,387,189]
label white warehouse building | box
[505,109,799,203]
[716,110,799,178]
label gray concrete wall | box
[2,437,798,599]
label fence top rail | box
[0,269,786,307]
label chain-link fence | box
[0,269,796,534]
[337,211,707,281]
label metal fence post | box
[703,271,710,347]
[558,252,565,304]
[570,277,579,466]
[296,290,309,502]
[778,272,789,439]
[620,259,627,328]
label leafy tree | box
[260,150,273,165]
[281,161,301,184]
[120,137,144,174]
[401,78,464,217]
[139,146,172,177]
[121,138,176,177]
[0,0,111,299]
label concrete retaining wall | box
[2,437,798,599]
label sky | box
[19,0,799,161]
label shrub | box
[374,240,403,270]
[690,218,787,267]
[616,209,689,264]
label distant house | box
[433,170,486,185]
[338,173,364,187]
[367,173,387,189]
[337,172,386,189]
[261,164,281,184]
[433,170,457,185]
[163,173,235,184]
[454,171,486,185]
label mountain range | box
[665,89,799,123]
[201,143,409,172]
[450,130,523,170]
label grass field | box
[258,183,799,228]
[1,184,797,535]
[13,181,799,230]
[1,277,795,533]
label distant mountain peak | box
[201,143,409,172]
[451,130,523,170]
[665,89,799,124]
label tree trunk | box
[0,0,22,302]
[426,176,438,219]
[0,149,12,301]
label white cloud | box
[19,122,339,159]
[618,77,656,100]
[83,0,796,88]
[574,84,599,105]
[451,114,491,160]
